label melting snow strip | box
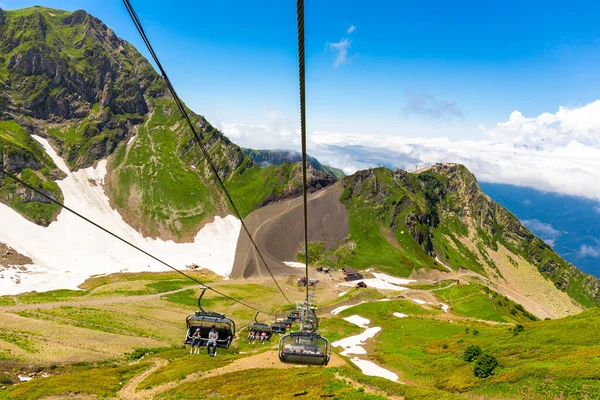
[343,315,370,328]
[0,136,242,295]
[331,301,367,315]
[283,261,305,268]
[332,310,403,383]
[435,256,453,272]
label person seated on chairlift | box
[190,328,201,355]
[260,330,267,344]
[207,325,219,356]
[248,330,255,342]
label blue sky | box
[3,0,600,135]
[3,0,600,200]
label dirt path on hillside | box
[334,372,404,400]
[118,350,347,400]
[118,358,168,400]
[0,287,193,312]
[232,184,349,278]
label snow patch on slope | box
[332,312,400,383]
[0,136,241,295]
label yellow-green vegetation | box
[0,270,209,306]
[226,160,302,218]
[435,283,537,323]
[16,305,180,342]
[296,241,326,264]
[158,367,388,400]
[137,349,237,390]
[338,366,467,400]
[318,317,364,343]
[333,298,600,399]
[1,269,600,399]
[0,362,151,400]
[0,330,36,353]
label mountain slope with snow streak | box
[0,137,241,295]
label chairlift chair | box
[248,312,273,341]
[184,288,235,349]
[278,304,331,365]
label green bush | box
[474,353,498,378]
[513,324,525,336]
[472,329,480,336]
[296,241,326,264]
[462,345,482,362]
[0,372,18,385]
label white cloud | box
[221,100,600,201]
[579,244,600,258]
[484,100,600,148]
[327,25,356,67]
[404,90,463,120]
[522,219,561,238]
[328,38,352,67]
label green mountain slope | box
[307,164,599,311]
[242,148,346,179]
[0,120,63,224]
[0,6,336,239]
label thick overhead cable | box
[0,167,276,316]
[121,0,292,305]
[296,0,310,306]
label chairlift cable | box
[121,0,292,306]
[0,167,276,316]
[296,0,310,308]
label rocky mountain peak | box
[63,9,89,26]
[1,7,161,122]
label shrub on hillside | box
[472,329,480,336]
[513,324,525,336]
[474,353,498,378]
[462,345,482,362]
[0,372,17,385]
[296,241,326,264]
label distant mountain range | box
[242,148,345,178]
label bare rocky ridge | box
[0,242,32,266]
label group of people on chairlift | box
[248,329,270,343]
[189,325,219,356]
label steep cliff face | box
[338,164,600,310]
[0,6,335,238]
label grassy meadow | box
[0,268,597,399]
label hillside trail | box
[0,287,194,312]
[117,358,168,400]
[117,350,347,400]
[334,372,404,400]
